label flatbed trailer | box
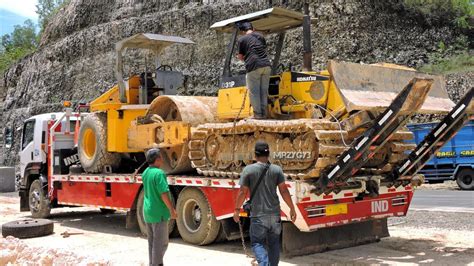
[19,87,473,255]
[50,173,413,232]
[18,108,414,256]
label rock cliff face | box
[0,0,471,165]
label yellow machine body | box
[89,75,147,153]
[217,87,252,119]
[216,61,453,121]
[216,70,347,120]
[128,121,191,150]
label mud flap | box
[282,218,389,257]
[125,210,138,229]
[19,189,30,212]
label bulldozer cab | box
[115,33,194,104]
[211,7,333,120]
[211,7,306,77]
[211,7,454,121]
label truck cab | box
[18,111,80,215]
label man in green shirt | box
[143,148,177,266]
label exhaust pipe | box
[302,2,312,72]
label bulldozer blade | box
[328,60,454,114]
[282,218,389,257]
[314,78,433,193]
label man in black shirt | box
[237,22,271,119]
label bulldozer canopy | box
[115,33,194,54]
[328,61,455,114]
[210,7,304,33]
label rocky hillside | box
[0,0,472,165]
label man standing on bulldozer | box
[237,22,272,119]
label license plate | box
[326,203,348,216]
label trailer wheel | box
[2,219,54,239]
[136,189,177,237]
[29,179,51,218]
[78,113,120,173]
[456,169,474,190]
[176,187,220,245]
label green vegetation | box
[404,0,474,29]
[36,0,70,33]
[404,1,473,74]
[0,0,69,74]
[420,52,474,74]
[419,37,473,74]
[0,20,38,73]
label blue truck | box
[407,118,474,190]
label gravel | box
[0,236,110,265]
[389,209,474,231]
[1,192,473,265]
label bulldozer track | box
[188,119,415,180]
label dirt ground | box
[417,181,460,191]
[1,191,473,266]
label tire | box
[78,113,120,173]
[176,187,220,245]
[2,219,54,239]
[456,169,474,190]
[99,208,116,214]
[136,189,177,237]
[29,179,51,218]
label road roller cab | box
[78,34,195,174]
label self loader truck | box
[17,7,474,255]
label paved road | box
[411,190,474,212]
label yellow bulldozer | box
[78,7,454,192]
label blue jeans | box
[250,216,281,266]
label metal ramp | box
[390,88,474,182]
[314,78,434,193]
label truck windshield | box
[22,120,35,150]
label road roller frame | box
[87,34,195,154]
[128,120,191,150]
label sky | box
[0,0,39,36]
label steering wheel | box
[157,65,173,71]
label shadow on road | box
[45,208,474,265]
[49,208,142,238]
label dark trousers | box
[246,66,271,118]
[250,216,281,266]
[147,221,169,266]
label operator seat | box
[154,65,184,96]
[139,66,185,104]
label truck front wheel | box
[456,169,474,190]
[176,187,220,245]
[29,180,51,218]
[136,189,177,237]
